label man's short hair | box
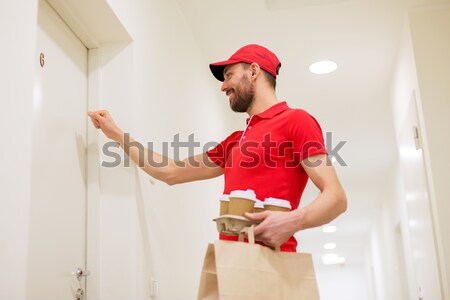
[242,63,277,89]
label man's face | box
[221,63,255,113]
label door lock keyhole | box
[75,287,84,300]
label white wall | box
[1,0,224,299]
[388,23,422,300]
[370,5,450,300]
[370,13,415,300]
[92,0,227,299]
[317,263,369,300]
[0,1,37,300]
[408,7,450,297]
[367,161,412,300]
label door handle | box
[72,267,91,281]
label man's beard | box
[230,75,255,113]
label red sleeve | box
[290,109,327,162]
[206,131,243,168]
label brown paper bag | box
[197,227,320,300]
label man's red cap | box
[209,44,281,82]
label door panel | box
[399,92,442,299]
[27,0,88,299]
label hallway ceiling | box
[175,0,449,264]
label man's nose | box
[221,81,227,92]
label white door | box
[398,91,442,299]
[27,0,88,299]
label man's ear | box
[250,63,261,78]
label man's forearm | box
[295,189,347,231]
[116,133,178,184]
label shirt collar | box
[246,101,289,124]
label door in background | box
[399,91,442,299]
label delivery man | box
[88,44,347,252]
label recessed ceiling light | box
[322,225,337,233]
[324,243,336,250]
[309,60,337,74]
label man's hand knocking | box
[88,110,124,142]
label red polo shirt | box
[207,101,327,252]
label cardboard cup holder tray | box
[213,214,259,236]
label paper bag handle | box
[238,225,255,244]
[239,226,281,252]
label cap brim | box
[209,60,239,82]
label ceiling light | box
[324,243,336,250]
[322,225,337,233]
[322,253,346,265]
[309,60,337,74]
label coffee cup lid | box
[229,189,257,202]
[254,200,264,209]
[264,197,291,209]
[220,194,230,202]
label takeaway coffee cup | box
[219,194,230,216]
[254,200,264,213]
[228,189,258,217]
[264,197,291,212]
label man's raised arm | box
[88,110,224,185]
